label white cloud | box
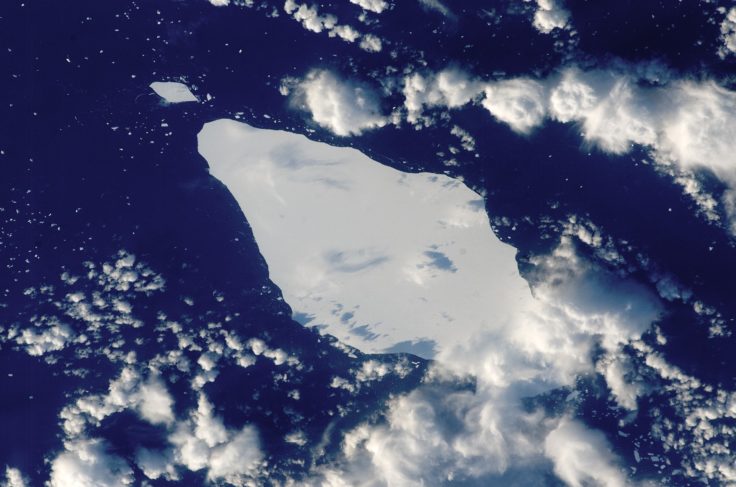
[330,24,360,42]
[547,68,599,123]
[546,68,736,180]
[284,0,337,33]
[149,82,199,104]
[481,78,547,134]
[135,448,178,481]
[450,125,476,152]
[349,0,388,14]
[208,426,263,482]
[137,377,176,425]
[287,70,387,136]
[283,0,383,52]
[596,353,643,411]
[15,322,73,356]
[61,368,175,437]
[544,419,628,487]
[396,65,736,230]
[169,393,263,482]
[397,66,736,225]
[359,33,382,52]
[208,0,230,6]
[546,68,736,230]
[49,439,134,487]
[418,0,452,18]
[719,7,736,58]
[532,0,570,34]
[659,81,736,177]
[403,69,483,125]
[1,468,27,487]
[624,337,736,485]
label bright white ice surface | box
[199,120,533,358]
[150,81,199,104]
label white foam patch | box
[150,82,199,104]
[199,119,533,358]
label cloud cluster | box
[1,468,27,487]
[349,0,388,14]
[481,78,547,134]
[60,368,175,438]
[283,70,387,136]
[168,394,263,484]
[285,232,663,486]
[544,419,628,487]
[403,69,483,125]
[55,380,263,486]
[719,6,736,58]
[293,65,735,230]
[49,439,134,487]
[606,331,736,485]
[1,251,308,485]
[284,0,382,52]
[531,0,571,34]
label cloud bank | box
[287,65,736,231]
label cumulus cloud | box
[49,439,134,487]
[15,322,74,356]
[283,0,383,52]
[719,6,736,58]
[403,69,483,125]
[330,24,360,42]
[550,70,658,152]
[1,468,27,487]
[395,64,736,230]
[286,70,387,136]
[546,68,736,182]
[208,0,230,6]
[61,368,175,437]
[169,393,263,482]
[531,0,571,34]
[349,0,388,14]
[284,0,336,32]
[481,78,547,134]
[544,419,628,487]
[135,449,178,481]
[546,68,736,229]
[285,232,662,486]
[208,427,263,482]
[658,81,736,176]
[359,33,382,52]
[596,353,643,411]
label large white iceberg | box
[199,119,533,358]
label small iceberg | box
[150,81,198,104]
